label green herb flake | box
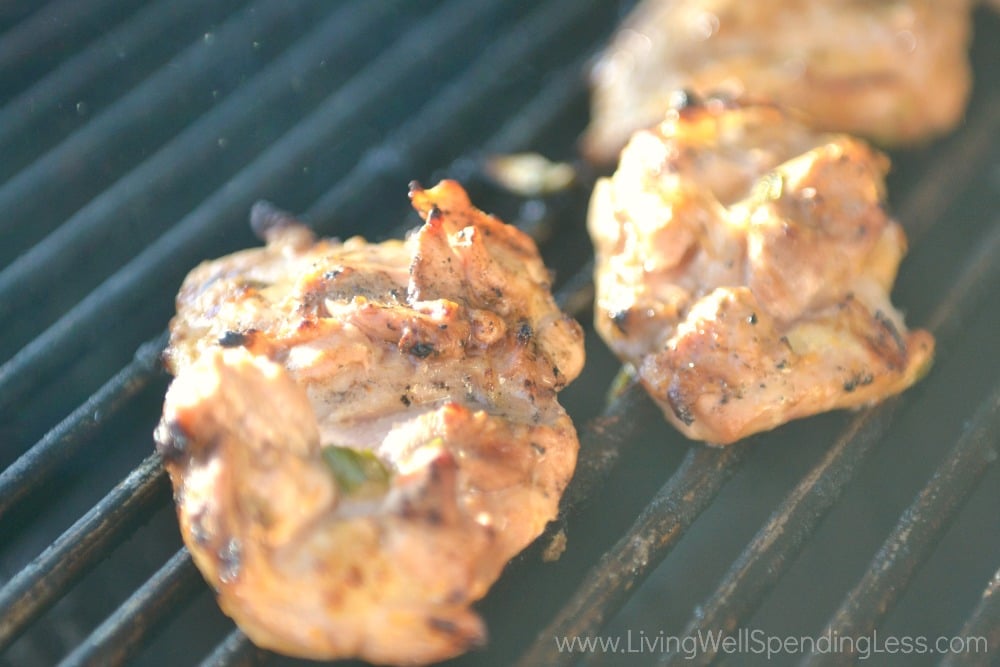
[321,445,390,496]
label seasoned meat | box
[582,0,974,162]
[588,101,934,444]
[155,181,584,664]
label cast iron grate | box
[0,1,997,666]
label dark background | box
[0,2,997,665]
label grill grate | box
[1,2,997,666]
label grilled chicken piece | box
[589,101,934,444]
[582,0,973,163]
[155,181,584,664]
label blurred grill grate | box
[0,0,395,327]
[0,455,168,653]
[58,548,201,667]
[940,568,1000,667]
[0,2,997,666]
[803,381,1000,666]
[0,0,149,96]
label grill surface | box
[0,2,998,666]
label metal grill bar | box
[892,94,1000,244]
[463,56,590,160]
[0,0,242,182]
[200,629,264,667]
[0,455,168,653]
[654,219,1000,667]
[940,567,1000,667]
[0,0,321,245]
[304,0,602,226]
[0,0,146,91]
[0,333,165,520]
[515,444,752,667]
[554,379,662,524]
[0,0,511,415]
[0,0,393,325]
[803,382,1000,665]
[57,550,201,667]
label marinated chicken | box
[583,0,974,163]
[155,181,584,664]
[588,100,934,444]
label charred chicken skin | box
[583,0,974,163]
[155,181,584,664]
[588,100,934,444]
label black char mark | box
[218,330,250,348]
[667,383,695,426]
[409,342,436,358]
[670,88,703,110]
[843,372,875,393]
[516,321,533,344]
[874,310,907,352]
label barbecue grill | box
[0,1,997,666]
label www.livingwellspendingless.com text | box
[553,628,989,661]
